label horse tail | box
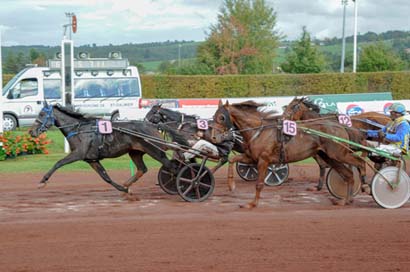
[157,123,190,147]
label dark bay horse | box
[212,100,367,208]
[29,102,187,197]
[283,97,391,130]
[283,97,391,190]
[145,104,241,172]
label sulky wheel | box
[236,162,258,181]
[157,159,182,195]
[176,163,215,202]
[326,166,362,200]
[371,166,410,209]
[264,164,289,186]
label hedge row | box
[3,71,410,99]
[141,71,410,100]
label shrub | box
[0,132,51,161]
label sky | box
[0,0,409,46]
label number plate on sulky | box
[98,120,113,134]
[197,119,209,130]
[283,120,297,136]
[338,114,352,127]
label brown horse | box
[283,97,391,130]
[212,100,367,208]
[283,97,391,190]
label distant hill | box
[2,30,409,73]
[1,40,200,71]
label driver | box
[366,102,410,157]
[184,130,234,161]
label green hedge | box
[141,71,410,100]
[3,71,410,99]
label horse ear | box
[43,100,49,107]
[218,99,223,107]
[224,100,229,107]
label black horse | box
[29,102,187,196]
[145,104,240,172]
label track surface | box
[1,164,410,272]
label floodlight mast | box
[352,0,358,73]
[340,0,348,73]
[63,12,75,39]
[61,13,76,153]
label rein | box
[36,105,101,139]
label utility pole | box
[352,0,358,72]
[340,0,348,73]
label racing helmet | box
[389,102,406,114]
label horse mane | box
[54,104,96,121]
[300,98,321,113]
[231,100,279,119]
[159,107,198,122]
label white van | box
[1,53,142,131]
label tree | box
[358,42,404,72]
[280,27,327,73]
[29,49,40,62]
[197,0,280,74]
[4,53,18,74]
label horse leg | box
[124,151,147,188]
[332,163,354,204]
[317,152,354,205]
[210,156,228,174]
[227,154,254,192]
[38,152,82,188]
[313,155,328,191]
[241,159,269,209]
[87,161,129,193]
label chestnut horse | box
[283,97,391,190]
[283,97,391,130]
[212,100,367,208]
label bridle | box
[35,104,55,134]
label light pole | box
[352,0,358,73]
[340,0,348,73]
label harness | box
[36,105,110,158]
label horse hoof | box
[331,199,346,206]
[38,182,47,189]
[121,192,140,201]
[361,184,371,195]
[239,203,256,209]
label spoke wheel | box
[264,164,289,186]
[236,162,258,181]
[326,166,362,199]
[176,163,215,202]
[157,159,181,195]
[372,166,410,209]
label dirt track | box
[1,163,410,272]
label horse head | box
[29,101,55,137]
[283,97,319,120]
[144,104,163,124]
